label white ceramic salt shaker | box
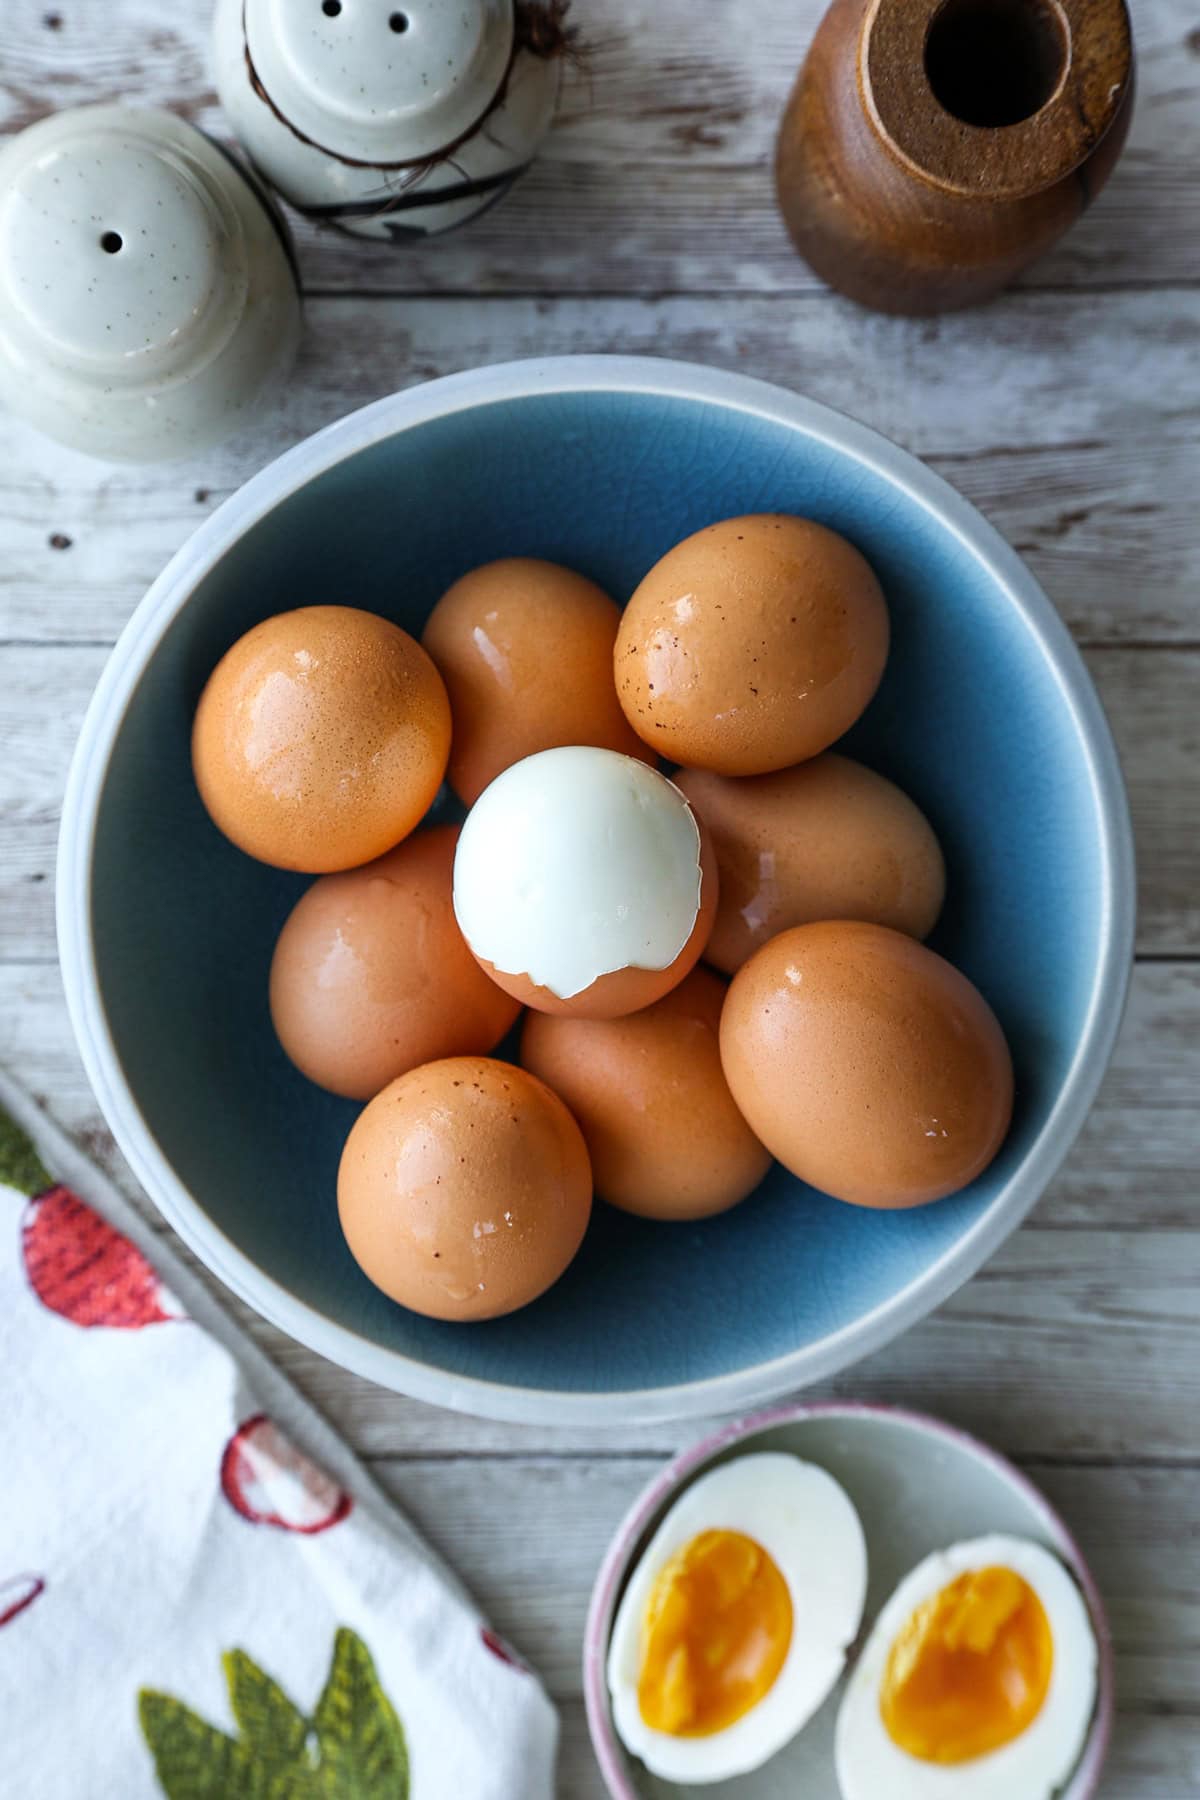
[213,0,564,241]
[0,106,301,462]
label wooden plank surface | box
[1,0,1197,1794]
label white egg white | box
[452,746,703,1000]
[835,1534,1098,1800]
[607,1452,868,1785]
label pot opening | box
[924,0,1068,129]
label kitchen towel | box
[0,1071,558,1799]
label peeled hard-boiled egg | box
[614,514,890,775]
[720,921,1013,1208]
[337,1056,592,1321]
[520,966,771,1220]
[269,825,520,1100]
[836,1535,1098,1800]
[192,605,451,872]
[453,746,717,1019]
[676,753,945,974]
[608,1453,867,1784]
[421,557,654,805]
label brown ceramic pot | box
[775,0,1134,315]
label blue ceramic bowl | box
[57,358,1134,1424]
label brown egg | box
[192,605,451,872]
[473,817,720,1021]
[614,514,890,775]
[521,967,771,1221]
[269,826,521,1101]
[719,922,1013,1208]
[421,557,655,805]
[676,754,945,975]
[337,1057,592,1321]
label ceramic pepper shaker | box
[776,0,1134,315]
[213,0,568,242]
[0,106,301,461]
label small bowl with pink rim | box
[584,1401,1113,1800]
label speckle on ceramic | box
[0,106,301,462]
[213,0,562,240]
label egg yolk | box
[638,1529,793,1736]
[880,1565,1054,1763]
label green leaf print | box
[138,1692,273,1800]
[138,1630,409,1800]
[312,1628,410,1800]
[0,1106,52,1200]
[224,1649,312,1773]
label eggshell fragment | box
[269,825,521,1100]
[521,966,771,1220]
[615,514,890,775]
[337,1057,592,1321]
[192,605,451,871]
[421,557,654,804]
[719,921,1013,1208]
[676,754,945,974]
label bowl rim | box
[56,354,1136,1425]
[581,1399,1115,1800]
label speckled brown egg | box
[337,1057,592,1322]
[421,557,655,804]
[719,922,1013,1208]
[520,966,771,1221]
[269,825,521,1101]
[614,515,890,775]
[676,754,946,974]
[192,605,451,872]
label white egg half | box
[607,1452,868,1784]
[452,746,703,1000]
[835,1534,1098,1800]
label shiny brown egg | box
[422,557,654,805]
[521,966,771,1221]
[337,1057,592,1321]
[719,922,1013,1208]
[676,754,945,974]
[614,514,890,775]
[192,605,451,871]
[269,825,521,1101]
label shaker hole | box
[925,0,1068,128]
[389,11,409,31]
[322,0,342,15]
[100,231,123,254]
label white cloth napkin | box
[0,1072,558,1800]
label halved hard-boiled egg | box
[608,1453,867,1783]
[835,1535,1098,1800]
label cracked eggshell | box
[336,1056,592,1322]
[453,747,718,1019]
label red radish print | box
[20,1187,183,1329]
[0,1575,44,1628]
[481,1626,529,1672]
[221,1415,352,1535]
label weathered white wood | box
[3,645,1195,955]
[1,0,1195,295]
[1,290,1196,646]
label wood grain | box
[1,0,1196,295]
[1,290,1195,647]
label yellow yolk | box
[880,1565,1054,1763]
[637,1529,793,1736]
